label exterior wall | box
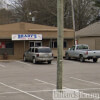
[0,41,25,60]
[26,31,74,39]
[67,39,74,48]
[95,38,100,50]
[14,41,24,59]
[43,39,74,57]
[0,23,74,60]
[0,39,74,60]
[77,37,98,50]
[42,39,50,47]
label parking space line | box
[0,92,19,95]
[16,60,57,65]
[2,88,100,95]
[0,90,53,95]
[0,82,44,100]
[35,79,100,99]
[35,79,56,87]
[0,64,6,68]
[70,77,100,86]
[78,88,100,90]
[35,79,67,89]
[34,79,80,90]
[16,61,32,66]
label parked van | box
[23,47,53,64]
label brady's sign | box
[12,34,42,40]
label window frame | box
[0,41,14,55]
[50,39,67,48]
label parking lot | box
[0,59,100,100]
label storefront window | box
[50,40,57,48]
[30,42,35,47]
[64,41,67,48]
[0,41,14,55]
[6,42,14,48]
[30,41,42,47]
[50,40,67,48]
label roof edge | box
[28,29,73,32]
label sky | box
[3,0,14,4]
[5,0,12,4]
[0,0,14,9]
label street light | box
[29,11,38,23]
[71,0,77,45]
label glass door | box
[30,41,42,47]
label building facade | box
[0,22,74,60]
[76,22,100,50]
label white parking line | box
[0,90,53,95]
[1,88,100,95]
[70,77,100,86]
[16,61,32,66]
[0,82,44,100]
[35,79,100,99]
[17,60,57,65]
[78,88,100,90]
[0,64,6,68]
[35,79,56,87]
[35,79,67,89]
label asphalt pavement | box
[0,59,100,100]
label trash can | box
[3,52,8,60]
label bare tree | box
[0,8,13,24]
[1,0,98,30]
[73,0,98,30]
[92,0,100,21]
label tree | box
[0,1,3,9]
[91,0,100,22]
[0,8,13,24]
[1,0,99,31]
[73,0,98,30]
[94,0,100,7]
[9,0,57,25]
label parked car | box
[23,47,53,64]
[65,44,100,62]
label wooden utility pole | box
[57,0,64,89]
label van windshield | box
[38,48,52,53]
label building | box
[0,22,74,60]
[76,22,100,50]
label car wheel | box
[23,56,27,62]
[79,55,84,62]
[65,53,70,60]
[48,61,51,64]
[93,58,98,63]
[33,58,37,64]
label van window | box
[35,48,38,53]
[32,48,34,52]
[38,48,51,53]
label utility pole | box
[57,0,64,89]
[71,0,76,45]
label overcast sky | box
[4,0,14,4]
[5,0,12,4]
[0,0,13,9]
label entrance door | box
[30,41,42,47]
